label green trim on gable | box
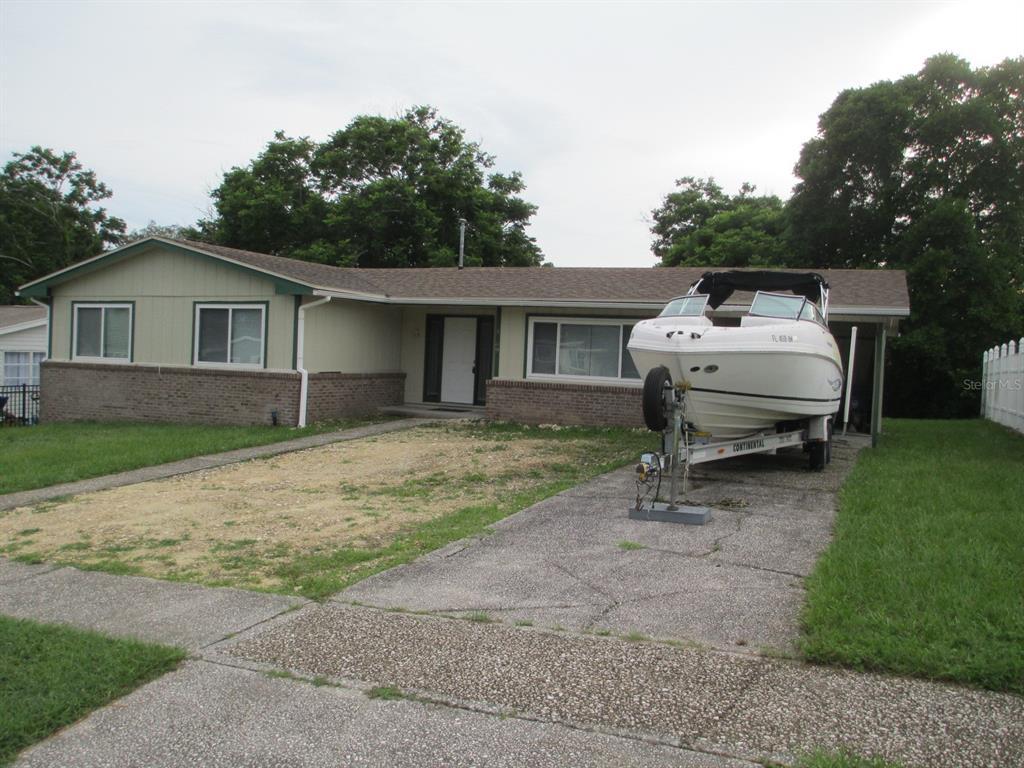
[18,240,314,298]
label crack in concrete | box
[638,538,807,581]
[199,601,309,652]
[549,561,622,632]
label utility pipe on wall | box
[296,296,332,427]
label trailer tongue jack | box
[631,380,831,525]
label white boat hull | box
[627,318,843,438]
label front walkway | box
[0,417,433,511]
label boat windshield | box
[659,294,709,318]
[799,301,826,326]
[749,291,806,320]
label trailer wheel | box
[809,441,827,471]
[642,366,672,432]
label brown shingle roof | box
[175,239,909,312]
[0,305,47,330]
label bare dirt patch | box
[1,423,645,595]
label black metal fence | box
[0,384,40,426]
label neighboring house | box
[0,305,48,387]
[16,237,909,439]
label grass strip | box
[0,616,184,765]
[793,750,904,768]
[801,419,1024,694]
[0,418,385,495]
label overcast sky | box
[1,1,1021,268]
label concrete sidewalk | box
[5,557,1021,767]
[0,417,432,511]
[0,559,304,650]
[223,602,1024,768]
[16,660,749,768]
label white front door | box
[441,317,477,404]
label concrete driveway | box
[339,435,868,653]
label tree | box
[0,147,125,303]
[126,221,201,242]
[788,54,1024,417]
[201,106,543,268]
[651,178,788,268]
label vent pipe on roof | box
[458,218,467,270]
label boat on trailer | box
[627,270,844,440]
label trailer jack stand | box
[630,384,712,525]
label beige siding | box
[49,244,296,369]
[400,306,496,404]
[498,307,526,378]
[301,298,402,373]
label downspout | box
[296,296,332,428]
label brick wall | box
[41,361,302,426]
[485,378,643,428]
[306,372,405,422]
[40,362,408,427]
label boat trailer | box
[631,381,832,526]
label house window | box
[194,304,265,367]
[527,318,641,382]
[73,303,132,362]
[3,351,46,385]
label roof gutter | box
[296,296,332,428]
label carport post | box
[870,324,887,447]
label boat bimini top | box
[658,270,831,323]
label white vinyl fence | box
[981,338,1024,434]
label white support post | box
[842,326,857,435]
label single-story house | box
[17,237,909,441]
[0,305,48,387]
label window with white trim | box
[194,304,265,367]
[73,303,132,362]
[527,318,640,382]
[3,351,46,385]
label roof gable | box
[16,238,317,298]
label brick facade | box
[306,371,406,422]
[485,378,644,428]
[40,362,405,427]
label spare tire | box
[642,366,672,432]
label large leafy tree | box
[651,178,787,268]
[788,54,1024,417]
[0,147,125,303]
[201,106,542,268]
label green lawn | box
[794,751,903,768]
[0,419,383,495]
[0,616,184,765]
[801,419,1024,694]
